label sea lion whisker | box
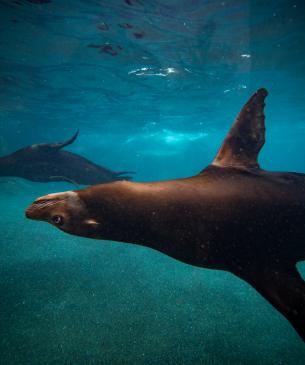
[34,198,68,209]
[34,199,64,206]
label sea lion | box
[0,130,133,185]
[25,88,305,342]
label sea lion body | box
[0,130,133,185]
[48,168,305,268]
[25,89,305,342]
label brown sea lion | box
[25,88,305,342]
[0,130,133,185]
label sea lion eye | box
[52,215,64,226]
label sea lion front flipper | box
[48,176,80,186]
[49,129,79,150]
[235,264,305,342]
[212,88,268,169]
[32,130,79,153]
[33,175,80,186]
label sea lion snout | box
[25,191,80,221]
[25,191,98,237]
[25,204,40,220]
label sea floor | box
[1,180,305,365]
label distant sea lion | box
[0,130,133,185]
[26,89,305,342]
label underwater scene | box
[1,0,305,364]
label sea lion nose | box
[25,206,34,219]
[25,196,51,220]
[25,202,40,220]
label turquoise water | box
[1,0,305,364]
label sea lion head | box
[25,191,100,238]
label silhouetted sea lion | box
[0,130,133,185]
[25,89,305,342]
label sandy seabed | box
[0,181,305,365]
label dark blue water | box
[1,0,305,364]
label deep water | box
[1,0,305,364]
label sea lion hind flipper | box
[235,264,305,342]
[212,88,268,169]
[114,171,135,181]
[116,171,136,175]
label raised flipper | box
[235,264,305,342]
[212,88,268,169]
[32,130,79,151]
[49,129,79,150]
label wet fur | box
[26,89,305,342]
